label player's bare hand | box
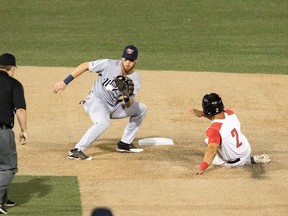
[53,81,66,94]
[19,131,28,145]
[190,108,204,118]
[192,169,204,175]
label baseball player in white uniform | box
[191,93,270,174]
[53,45,147,160]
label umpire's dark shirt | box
[0,70,26,128]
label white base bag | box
[138,137,174,146]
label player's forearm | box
[191,108,212,120]
[71,62,89,78]
[199,144,218,171]
[203,148,217,165]
[62,62,89,86]
[16,108,27,132]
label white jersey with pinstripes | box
[88,59,141,106]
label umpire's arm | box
[16,108,28,144]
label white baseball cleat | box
[252,154,270,164]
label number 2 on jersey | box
[231,128,242,148]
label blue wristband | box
[63,74,74,85]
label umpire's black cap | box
[0,53,17,66]
[122,45,138,60]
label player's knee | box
[139,103,148,116]
[93,120,110,130]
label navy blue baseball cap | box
[91,207,113,216]
[122,45,138,60]
[0,53,16,66]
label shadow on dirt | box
[245,164,267,179]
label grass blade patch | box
[8,175,81,216]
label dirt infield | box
[14,67,288,216]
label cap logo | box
[126,48,134,54]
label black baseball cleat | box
[67,148,92,160]
[116,141,144,153]
[4,200,16,207]
[0,205,7,214]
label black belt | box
[0,124,12,129]
[227,158,240,164]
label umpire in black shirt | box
[0,53,27,214]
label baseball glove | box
[114,75,134,97]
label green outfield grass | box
[8,176,82,216]
[0,0,287,74]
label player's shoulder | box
[224,109,234,115]
[90,59,118,65]
[108,59,120,64]
[89,59,120,72]
[9,75,23,86]
[107,59,121,67]
[10,77,24,92]
[208,122,223,131]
